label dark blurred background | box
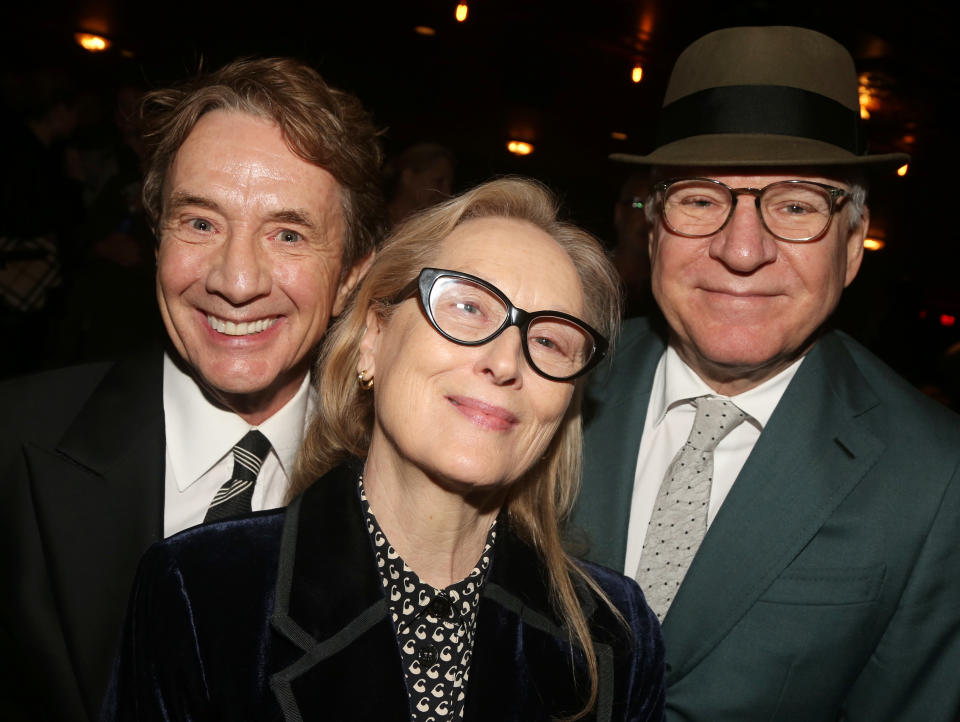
[2,1,958,407]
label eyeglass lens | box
[428,276,596,378]
[662,180,836,241]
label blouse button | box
[417,645,438,665]
[426,593,452,619]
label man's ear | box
[356,306,382,379]
[333,250,375,316]
[844,207,868,288]
[647,223,661,268]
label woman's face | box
[359,217,585,492]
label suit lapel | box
[269,463,409,720]
[270,470,591,721]
[662,332,886,682]
[468,525,600,721]
[577,318,666,570]
[25,353,165,712]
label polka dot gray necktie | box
[204,430,272,523]
[637,396,747,620]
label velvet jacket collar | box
[266,462,660,721]
[105,460,663,720]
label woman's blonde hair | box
[293,176,622,718]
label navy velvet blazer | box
[103,462,666,721]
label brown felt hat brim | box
[612,134,909,171]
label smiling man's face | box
[650,171,867,395]
[156,110,360,423]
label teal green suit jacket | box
[574,317,960,721]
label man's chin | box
[193,357,312,422]
[199,360,278,391]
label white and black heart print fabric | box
[359,477,496,720]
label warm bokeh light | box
[455,4,468,22]
[863,238,886,251]
[414,26,436,36]
[75,32,110,52]
[897,164,909,177]
[611,131,628,141]
[941,314,957,327]
[507,141,534,156]
[858,73,875,120]
[631,64,643,83]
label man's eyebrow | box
[266,208,320,231]
[166,191,220,213]
[165,194,320,231]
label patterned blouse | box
[359,477,496,720]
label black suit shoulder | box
[0,354,165,722]
[0,362,113,449]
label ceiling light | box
[75,32,110,52]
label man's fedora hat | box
[613,26,909,169]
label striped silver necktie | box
[204,429,272,523]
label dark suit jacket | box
[573,317,960,721]
[103,462,666,721]
[1,355,166,721]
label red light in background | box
[919,310,927,319]
[940,314,956,327]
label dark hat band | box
[656,85,864,154]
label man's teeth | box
[206,315,277,336]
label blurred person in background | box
[384,141,455,226]
[612,170,656,318]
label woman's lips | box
[446,395,519,431]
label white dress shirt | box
[622,346,803,577]
[162,353,315,537]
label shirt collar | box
[651,345,805,430]
[162,353,314,491]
